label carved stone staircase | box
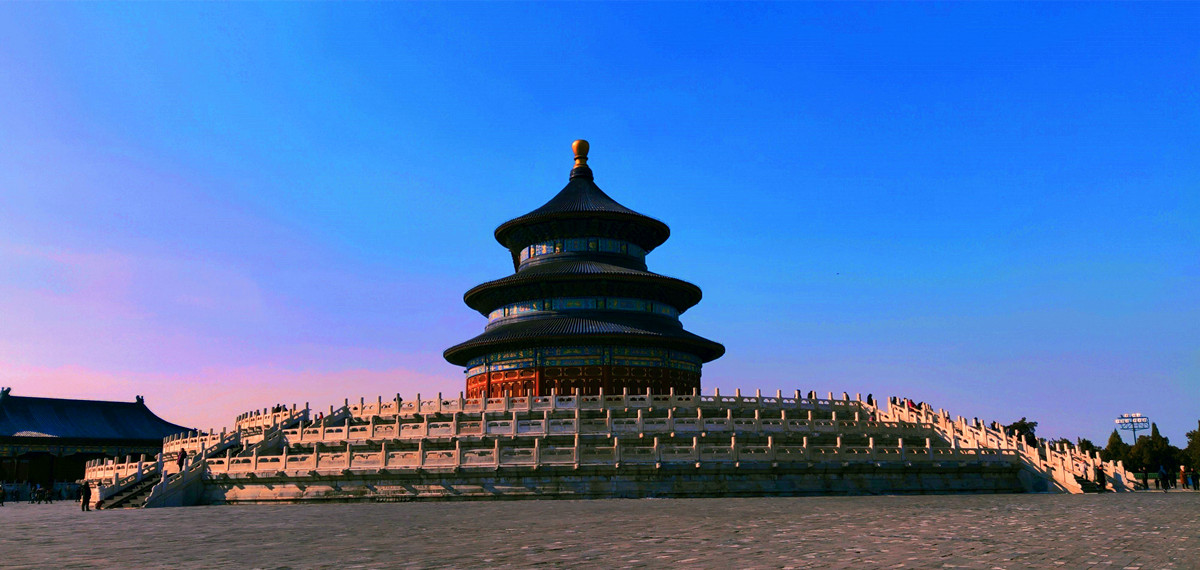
[878,398,1138,493]
[1074,474,1108,493]
[143,407,319,508]
[100,474,161,509]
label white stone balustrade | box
[234,405,308,433]
[268,410,932,447]
[163,429,231,457]
[879,397,1138,493]
[203,436,1016,477]
[84,454,156,484]
[343,390,871,421]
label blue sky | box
[1,3,1196,444]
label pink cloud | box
[1,362,459,431]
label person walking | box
[80,483,91,511]
[176,449,188,474]
[1158,465,1169,493]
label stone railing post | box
[573,433,581,468]
[381,441,388,468]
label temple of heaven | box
[81,140,1141,507]
[444,140,725,398]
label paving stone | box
[0,493,1197,568]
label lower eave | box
[443,314,725,366]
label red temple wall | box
[465,365,700,398]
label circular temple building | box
[444,141,724,398]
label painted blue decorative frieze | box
[487,297,679,323]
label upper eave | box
[494,176,670,252]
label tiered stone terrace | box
[83,390,1140,507]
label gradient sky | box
[1,3,1196,445]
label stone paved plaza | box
[1,492,1197,569]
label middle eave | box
[463,260,703,315]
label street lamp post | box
[1115,413,1150,443]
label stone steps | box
[101,474,161,509]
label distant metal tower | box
[1115,413,1149,443]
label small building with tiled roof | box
[445,141,724,398]
[0,387,189,486]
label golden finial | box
[572,139,589,168]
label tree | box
[1077,438,1098,455]
[1005,417,1039,447]
[1101,429,1130,465]
[1128,422,1176,473]
[1185,421,1200,470]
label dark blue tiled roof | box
[494,177,671,251]
[0,391,190,441]
[521,177,644,217]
